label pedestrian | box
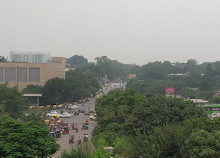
[78,137,81,144]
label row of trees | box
[66,55,220,101]
[91,89,220,157]
[22,69,100,105]
[66,55,136,81]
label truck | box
[211,112,220,119]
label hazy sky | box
[0,0,220,65]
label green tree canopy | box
[181,130,220,158]
[0,116,59,157]
[0,56,6,62]
[66,55,88,69]
[0,84,26,118]
[22,85,43,94]
[42,78,67,105]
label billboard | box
[165,88,175,94]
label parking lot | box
[52,98,97,158]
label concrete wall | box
[0,57,65,91]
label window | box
[5,67,15,82]
[18,68,27,82]
[29,68,40,82]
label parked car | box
[90,115,96,120]
[211,112,220,118]
[72,105,79,109]
[60,112,71,118]
[47,111,61,117]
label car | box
[90,115,96,120]
[60,112,71,118]
[46,111,61,117]
[72,105,79,109]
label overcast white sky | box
[0,0,220,65]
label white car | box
[72,105,79,109]
[90,115,96,120]
[47,111,61,117]
[60,112,71,118]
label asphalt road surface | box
[52,98,97,158]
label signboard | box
[128,74,137,79]
[165,88,175,94]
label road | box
[52,98,97,158]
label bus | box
[201,104,220,115]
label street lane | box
[52,98,96,158]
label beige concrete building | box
[0,57,65,91]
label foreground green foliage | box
[92,89,219,157]
[181,130,220,158]
[59,142,114,158]
[0,116,59,157]
[59,143,92,158]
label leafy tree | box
[0,84,26,118]
[59,143,92,158]
[21,108,49,122]
[95,89,146,128]
[0,56,6,62]
[0,116,59,157]
[180,130,220,158]
[92,147,112,158]
[42,78,67,105]
[94,56,133,81]
[65,70,100,101]
[22,85,43,94]
[212,96,220,103]
[186,59,198,72]
[125,95,206,133]
[66,55,88,69]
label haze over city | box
[0,0,220,65]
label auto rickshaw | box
[29,106,35,109]
[57,120,63,125]
[69,135,74,144]
[49,132,55,137]
[74,111,79,115]
[55,130,61,138]
[46,105,52,108]
[83,134,88,142]
[85,120,89,125]
[50,124,57,131]
[52,115,60,119]
[58,104,63,108]
[82,123,88,130]
[50,118,58,124]
[44,120,50,125]
[62,126,69,135]
[71,123,77,130]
